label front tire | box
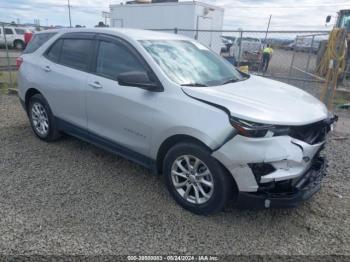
[28,94,61,142]
[163,142,235,215]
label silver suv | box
[18,28,336,215]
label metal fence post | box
[302,35,315,88]
[237,30,243,67]
[287,36,298,84]
[209,29,213,48]
[1,23,14,90]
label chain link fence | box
[0,22,26,93]
[1,22,332,97]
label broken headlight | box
[230,117,290,138]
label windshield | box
[140,40,245,86]
[339,12,350,31]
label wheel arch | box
[25,88,42,111]
[13,39,25,48]
[156,134,212,175]
[157,134,239,203]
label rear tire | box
[163,142,235,215]
[14,40,24,50]
[28,94,61,142]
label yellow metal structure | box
[316,29,347,77]
[238,65,249,74]
[319,28,347,110]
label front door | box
[86,36,159,158]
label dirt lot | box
[0,93,349,257]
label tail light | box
[16,57,23,70]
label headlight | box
[230,117,289,138]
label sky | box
[0,0,350,30]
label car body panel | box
[212,134,325,192]
[85,73,159,156]
[147,84,233,159]
[182,75,328,126]
[20,54,88,129]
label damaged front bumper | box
[236,156,326,209]
[212,133,328,208]
[211,114,336,208]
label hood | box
[182,75,328,126]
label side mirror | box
[117,71,162,91]
[326,15,331,23]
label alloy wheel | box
[171,155,214,204]
[31,102,49,136]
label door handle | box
[89,81,103,89]
[44,66,51,72]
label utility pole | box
[258,15,272,74]
[264,15,272,46]
[68,0,72,28]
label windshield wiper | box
[181,83,208,87]
[222,78,240,85]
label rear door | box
[40,34,95,129]
[85,35,159,158]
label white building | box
[109,0,224,53]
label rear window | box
[59,39,93,71]
[46,39,62,62]
[23,32,56,54]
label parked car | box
[282,42,295,51]
[17,28,336,215]
[285,39,321,54]
[295,39,320,54]
[0,26,33,49]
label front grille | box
[289,120,331,145]
[272,115,337,144]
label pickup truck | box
[229,37,262,68]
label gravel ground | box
[0,94,349,257]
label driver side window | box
[96,40,145,80]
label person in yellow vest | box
[261,44,273,72]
